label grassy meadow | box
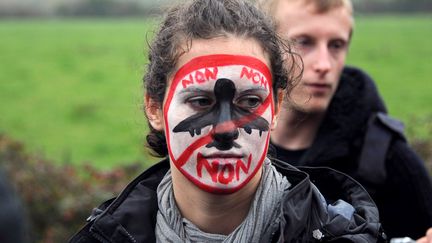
[0,15,431,169]
[348,15,432,132]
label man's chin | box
[288,93,332,113]
[289,102,329,115]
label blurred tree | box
[4,0,431,17]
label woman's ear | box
[145,95,164,131]
[271,89,285,130]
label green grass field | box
[347,15,432,139]
[0,16,431,169]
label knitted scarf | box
[155,158,290,243]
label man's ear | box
[145,94,164,131]
[272,89,285,130]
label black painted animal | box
[173,78,269,150]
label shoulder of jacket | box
[68,220,98,242]
[342,66,375,85]
[69,159,169,242]
[375,112,405,138]
[294,166,385,243]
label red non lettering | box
[240,67,255,81]
[205,67,218,80]
[181,74,194,89]
[240,66,268,90]
[195,70,205,84]
[260,75,268,90]
[197,154,219,183]
[196,154,251,185]
[218,164,235,185]
[235,155,252,181]
[181,67,218,88]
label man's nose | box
[312,45,332,74]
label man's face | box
[274,1,353,113]
[163,37,275,194]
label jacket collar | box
[271,159,381,242]
[89,157,380,242]
[88,159,316,242]
[90,159,169,243]
[301,66,387,165]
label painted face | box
[274,1,353,113]
[164,54,274,194]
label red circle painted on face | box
[164,54,274,194]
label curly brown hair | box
[143,0,301,157]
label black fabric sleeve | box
[375,139,432,239]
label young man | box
[258,0,432,239]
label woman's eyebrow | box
[178,87,211,94]
[237,87,268,94]
[178,85,269,95]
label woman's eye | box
[237,95,262,109]
[187,96,214,110]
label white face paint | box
[164,55,274,194]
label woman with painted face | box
[69,0,385,242]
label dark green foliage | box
[405,116,432,174]
[0,134,144,243]
[0,130,431,241]
[412,139,432,174]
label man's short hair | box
[257,0,353,16]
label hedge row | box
[0,134,144,242]
[0,133,430,242]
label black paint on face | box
[173,78,269,150]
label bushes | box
[406,116,432,174]
[0,134,144,243]
[412,139,432,174]
[0,131,431,242]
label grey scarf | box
[155,158,290,243]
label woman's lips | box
[203,153,244,159]
[198,153,248,166]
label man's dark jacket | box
[70,158,385,242]
[272,66,432,239]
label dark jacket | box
[272,66,432,239]
[0,168,27,243]
[70,158,384,243]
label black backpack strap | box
[357,112,405,186]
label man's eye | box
[187,96,214,110]
[236,95,262,109]
[293,37,314,53]
[294,37,313,48]
[329,40,347,51]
